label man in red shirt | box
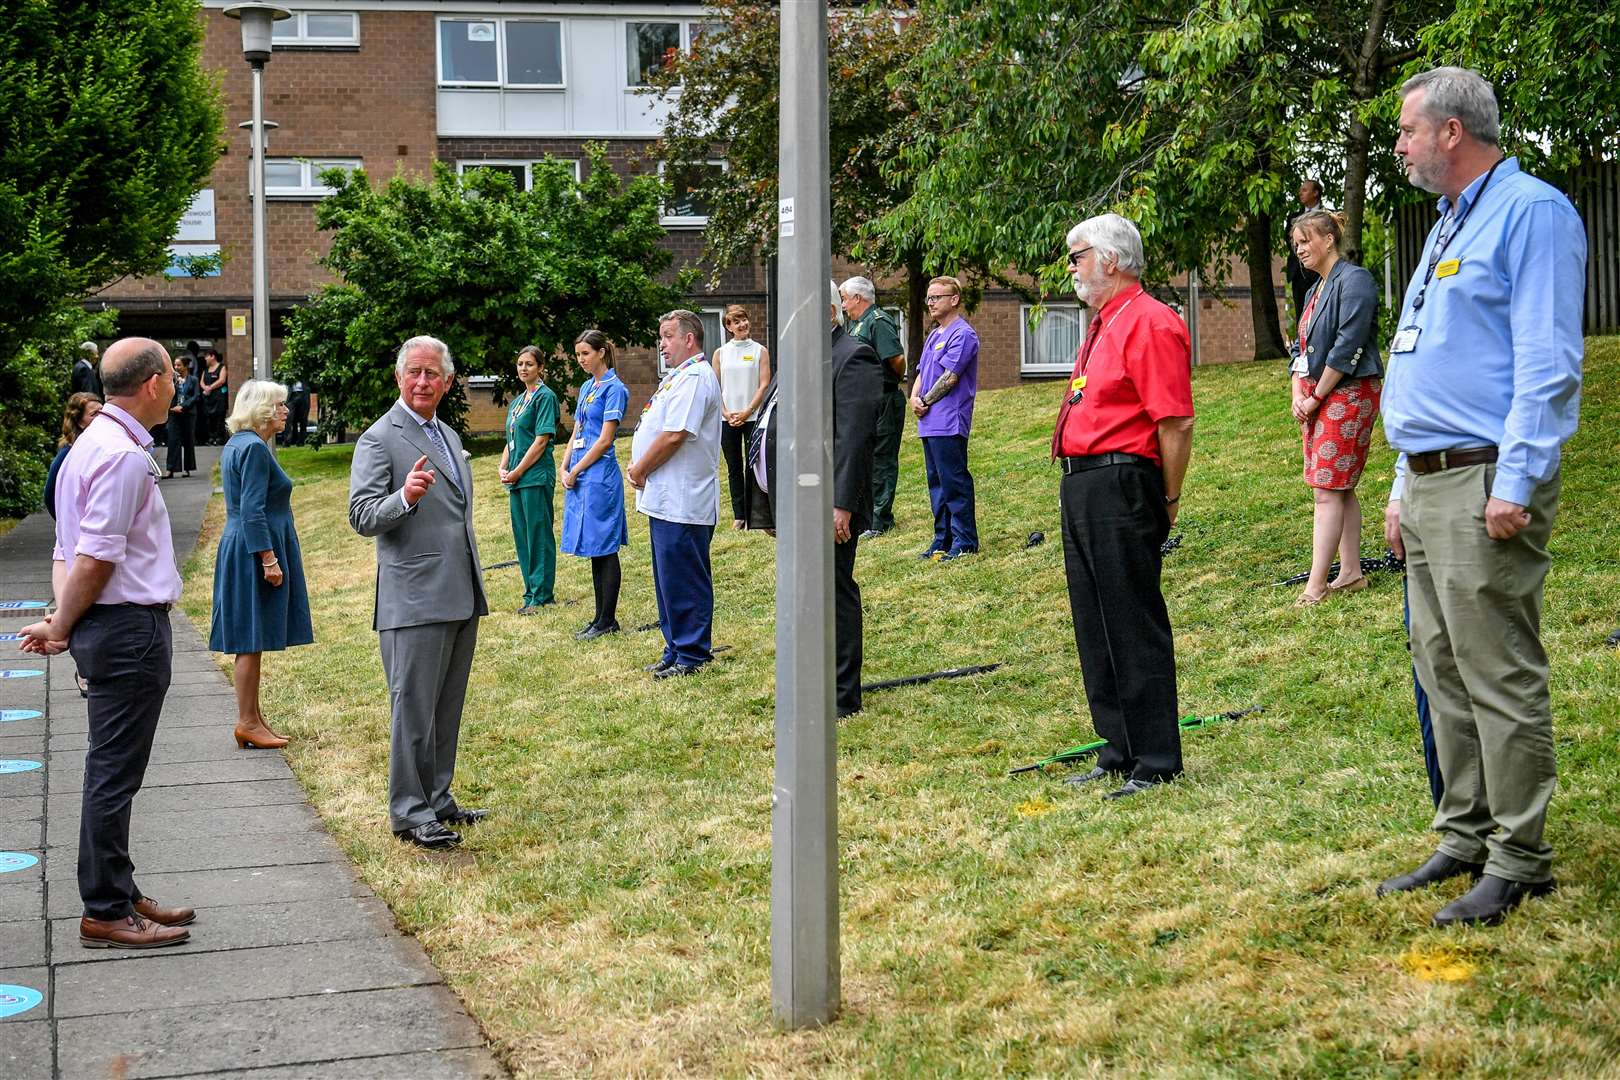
[1051,214,1196,799]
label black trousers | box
[720,420,758,522]
[835,534,862,716]
[1059,460,1182,781]
[165,411,197,474]
[71,604,172,919]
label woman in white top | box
[711,303,772,529]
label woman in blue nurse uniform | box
[560,329,631,640]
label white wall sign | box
[175,189,215,243]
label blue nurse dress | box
[560,372,631,557]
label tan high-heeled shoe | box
[234,718,289,750]
[1295,588,1328,607]
[1328,575,1369,593]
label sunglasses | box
[1066,246,1093,268]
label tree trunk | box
[904,250,927,373]
[1246,211,1288,361]
[1343,0,1393,266]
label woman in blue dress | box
[560,330,630,639]
[209,380,314,750]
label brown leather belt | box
[1407,446,1497,475]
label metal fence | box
[1392,159,1620,336]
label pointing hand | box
[403,454,436,506]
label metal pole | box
[1187,274,1201,366]
[1383,248,1393,311]
[250,61,271,381]
[771,0,838,1030]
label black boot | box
[1432,874,1555,927]
[1376,851,1485,897]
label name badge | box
[741,352,756,363]
[571,437,585,450]
[1068,375,1086,405]
[1391,326,1421,354]
[1435,258,1461,279]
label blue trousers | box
[1405,576,1444,807]
[922,434,978,553]
[649,516,714,667]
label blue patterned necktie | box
[422,419,461,493]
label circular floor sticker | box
[0,669,45,680]
[0,852,39,874]
[0,600,48,610]
[0,985,44,1018]
[0,710,43,723]
[0,632,23,642]
[0,760,43,774]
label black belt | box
[90,601,174,612]
[1407,446,1497,475]
[1060,452,1148,475]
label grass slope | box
[183,341,1620,1077]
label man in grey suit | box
[349,335,491,849]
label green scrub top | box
[505,383,559,488]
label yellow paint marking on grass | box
[1016,798,1056,818]
[1402,945,1477,983]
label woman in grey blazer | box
[1287,210,1384,605]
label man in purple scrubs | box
[910,274,980,560]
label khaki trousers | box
[1402,463,1559,882]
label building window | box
[438,18,565,88]
[659,308,727,374]
[271,11,359,47]
[1020,303,1089,375]
[627,21,682,86]
[254,158,361,199]
[659,161,725,226]
[456,158,581,192]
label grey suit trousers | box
[380,616,479,831]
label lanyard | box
[1051,289,1142,459]
[96,410,164,479]
[1411,157,1504,312]
[1080,289,1142,378]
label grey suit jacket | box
[348,402,489,632]
[1298,259,1384,381]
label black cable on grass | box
[1272,549,1404,587]
[862,663,1001,694]
[483,560,519,572]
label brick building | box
[99,1,1286,433]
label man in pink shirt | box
[20,338,196,949]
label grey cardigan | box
[1297,259,1383,382]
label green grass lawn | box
[182,340,1620,1077]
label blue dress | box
[560,372,630,557]
[209,431,314,654]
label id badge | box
[571,437,585,450]
[1390,326,1421,354]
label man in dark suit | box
[1284,179,1324,322]
[72,341,103,399]
[763,303,884,716]
[348,335,490,850]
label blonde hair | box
[227,379,288,434]
[1291,209,1348,251]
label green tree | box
[0,0,221,515]
[647,1,938,359]
[282,147,692,434]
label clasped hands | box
[1290,394,1322,425]
[17,615,69,656]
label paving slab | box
[0,817,43,851]
[191,1048,507,1079]
[46,778,307,819]
[0,965,50,1020]
[50,894,397,964]
[0,1019,51,1080]
[45,861,372,920]
[46,801,323,849]
[0,880,43,922]
[0,917,48,966]
[48,754,293,795]
[56,984,486,1079]
[44,831,340,882]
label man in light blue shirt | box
[1376,67,1585,929]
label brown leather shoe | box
[234,717,289,750]
[80,914,190,949]
[134,895,196,927]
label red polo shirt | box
[1052,285,1194,464]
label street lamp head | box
[223,3,292,66]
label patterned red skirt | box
[1301,376,1381,490]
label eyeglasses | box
[1066,246,1093,268]
[924,294,956,304]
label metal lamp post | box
[223,3,291,381]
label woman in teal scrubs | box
[560,330,630,639]
[499,345,559,613]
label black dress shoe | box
[438,808,490,827]
[577,621,621,641]
[1432,874,1555,927]
[393,821,461,849]
[859,529,885,541]
[644,657,675,673]
[1376,851,1485,897]
[1104,776,1169,800]
[1063,766,1112,788]
[653,661,707,680]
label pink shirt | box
[52,403,182,606]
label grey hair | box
[839,276,876,304]
[1401,66,1500,145]
[79,340,99,358]
[1065,213,1145,277]
[659,309,705,347]
[226,379,288,434]
[395,335,455,378]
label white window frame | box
[624,19,713,89]
[1020,302,1090,375]
[658,307,727,375]
[455,158,581,192]
[252,157,361,200]
[436,16,567,90]
[658,159,726,227]
[272,10,360,47]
